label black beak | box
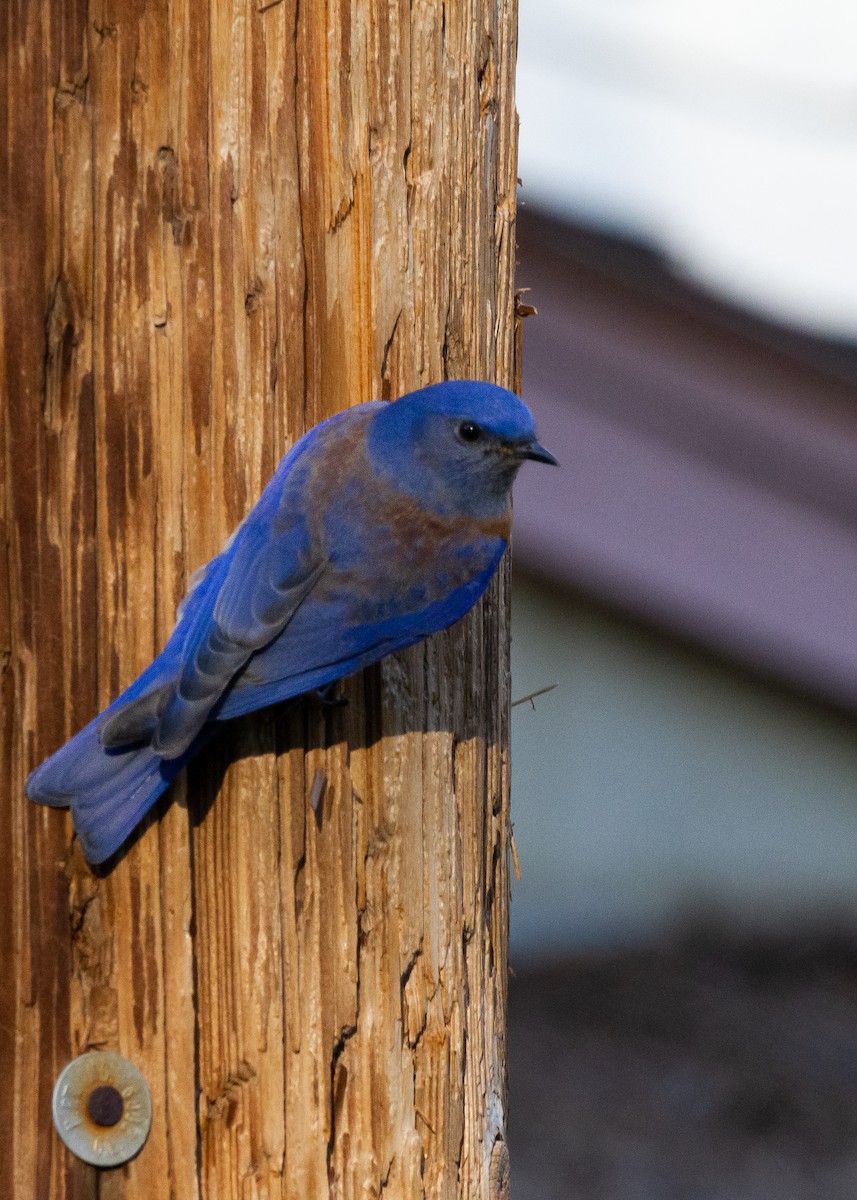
[521,439,559,466]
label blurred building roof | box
[514,211,857,709]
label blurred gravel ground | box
[508,932,857,1199]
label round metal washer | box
[52,1051,152,1168]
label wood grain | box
[1,1,519,1195]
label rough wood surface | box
[1,2,519,1196]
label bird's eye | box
[458,421,481,443]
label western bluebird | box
[26,380,557,863]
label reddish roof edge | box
[514,213,857,709]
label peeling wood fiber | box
[1,1,520,1196]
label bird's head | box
[369,381,557,518]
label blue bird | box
[26,380,557,863]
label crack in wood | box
[326,1022,359,1184]
[380,309,403,386]
[158,146,190,246]
[54,72,89,111]
[328,189,355,234]
[203,1059,257,1125]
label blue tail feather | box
[26,713,187,864]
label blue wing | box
[216,542,506,719]
[105,482,328,759]
[24,421,333,862]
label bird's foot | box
[309,684,349,709]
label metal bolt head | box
[52,1051,152,1168]
[87,1084,125,1127]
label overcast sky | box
[516,0,857,341]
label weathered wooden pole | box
[1,2,519,1196]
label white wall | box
[510,574,857,959]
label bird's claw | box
[309,684,349,709]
